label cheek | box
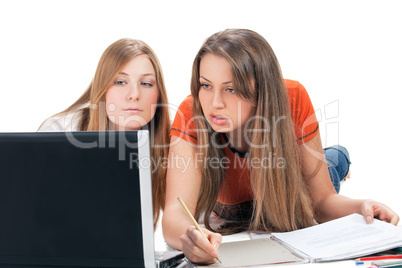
[147,88,160,114]
[105,90,117,115]
[151,88,159,103]
[239,103,254,125]
[198,91,209,110]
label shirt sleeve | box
[37,116,67,132]
[286,80,319,145]
[170,96,198,145]
[37,111,81,132]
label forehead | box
[120,54,155,75]
[199,54,232,80]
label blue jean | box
[324,145,351,193]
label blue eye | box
[141,82,154,87]
[114,80,127,86]
[200,83,211,90]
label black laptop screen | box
[0,131,151,267]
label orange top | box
[170,79,319,221]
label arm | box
[162,136,222,264]
[300,133,399,225]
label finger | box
[372,203,400,226]
[204,228,222,251]
[361,202,374,224]
[207,233,222,246]
[203,228,222,260]
[379,208,400,226]
[180,230,217,264]
[188,227,219,258]
[390,214,400,226]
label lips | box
[123,108,143,113]
[210,113,228,126]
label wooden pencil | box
[177,197,222,263]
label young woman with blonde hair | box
[162,29,399,264]
[39,38,170,228]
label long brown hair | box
[191,29,315,233]
[40,38,170,228]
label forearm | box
[163,136,203,250]
[162,207,192,250]
[314,194,365,223]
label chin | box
[125,125,143,131]
[211,125,231,133]
[123,117,149,131]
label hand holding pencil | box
[177,197,222,264]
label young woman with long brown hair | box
[162,29,399,264]
[39,38,170,229]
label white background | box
[1,1,401,218]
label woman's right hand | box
[180,226,222,264]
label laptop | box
[0,130,182,268]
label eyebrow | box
[200,76,232,85]
[140,73,156,77]
[118,72,155,77]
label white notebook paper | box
[272,213,402,262]
[189,214,402,267]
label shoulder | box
[284,79,308,98]
[171,95,198,144]
[284,79,313,109]
[284,79,319,144]
[38,110,83,132]
[173,95,194,122]
[177,95,193,113]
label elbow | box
[161,211,183,250]
[312,193,341,224]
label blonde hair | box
[191,29,315,234]
[41,38,170,228]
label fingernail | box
[366,216,373,223]
[211,250,218,257]
[211,242,219,257]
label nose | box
[127,84,140,101]
[212,90,224,109]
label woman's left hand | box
[361,199,399,225]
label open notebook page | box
[272,214,402,262]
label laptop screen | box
[0,131,155,267]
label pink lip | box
[123,108,143,113]
[210,113,227,126]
